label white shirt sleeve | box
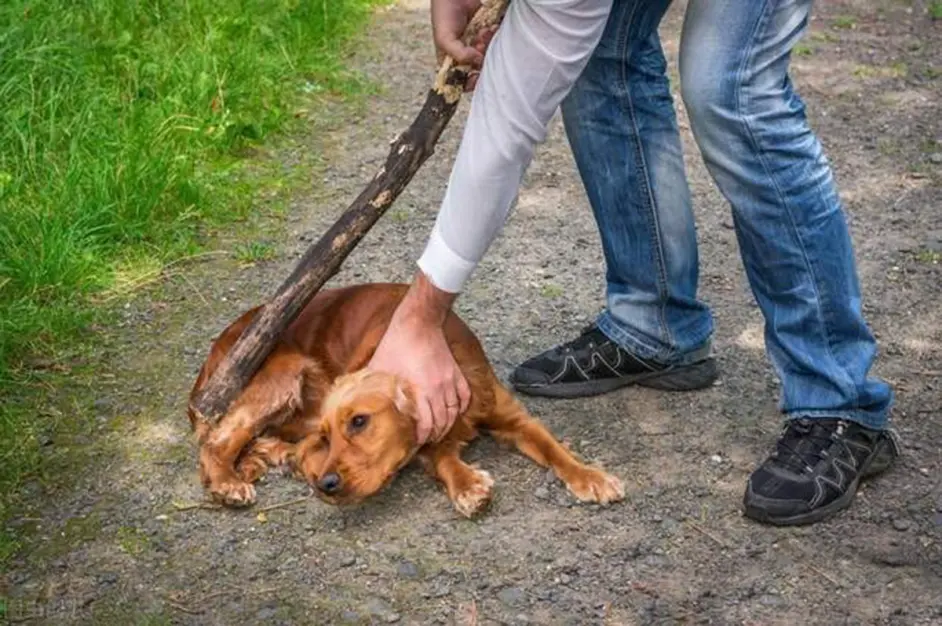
[417,0,612,293]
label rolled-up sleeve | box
[417,0,613,293]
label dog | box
[188,283,625,517]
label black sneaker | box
[509,324,718,398]
[743,418,901,526]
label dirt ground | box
[3,0,941,624]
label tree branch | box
[189,0,511,424]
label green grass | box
[234,240,278,265]
[833,15,857,29]
[793,43,814,56]
[0,0,387,563]
[915,249,942,264]
[930,1,942,20]
[852,62,908,79]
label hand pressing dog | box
[188,283,624,517]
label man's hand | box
[367,272,471,446]
[431,0,497,91]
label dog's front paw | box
[209,477,257,508]
[452,467,495,518]
[564,466,625,505]
[237,455,269,483]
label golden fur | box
[188,283,624,516]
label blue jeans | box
[560,0,893,429]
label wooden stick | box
[687,520,730,550]
[190,0,511,424]
[257,496,310,513]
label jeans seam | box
[785,410,887,431]
[599,306,713,364]
[734,0,861,412]
[597,311,662,360]
[614,2,675,355]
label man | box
[368,0,901,526]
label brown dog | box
[188,283,624,516]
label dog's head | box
[293,369,417,505]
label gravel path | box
[3,1,940,624]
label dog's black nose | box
[317,472,342,494]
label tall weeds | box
[0,0,386,557]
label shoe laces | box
[772,419,847,475]
[552,324,603,356]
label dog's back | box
[187,282,493,435]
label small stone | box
[875,550,910,567]
[340,610,360,623]
[759,593,784,607]
[498,586,525,607]
[552,491,573,508]
[559,573,572,585]
[643,554,669,568]
[514,614,532,624]
[429,583,451,598]
[534,487,550,500]
[339,553,356,567]
[256,606,277,620]
[928,152,942,164]
[396,560,419,579]
[710,455,723,464]
[892,518,911,532]
[366,597,399,623]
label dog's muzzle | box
[316,472,342,495]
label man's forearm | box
[417,0,613,295]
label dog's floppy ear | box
[393,378,416,418]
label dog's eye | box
[348,414,369,433]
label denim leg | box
[561,0,714,365]
[679,0,893,428]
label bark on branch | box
[189,0,511,424]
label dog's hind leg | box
[236,436,296,483]
[482,383,625,505]
[199,349,322,507]
[420,443,495,518]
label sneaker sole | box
[510,358,719,399]
[742,436,900,527]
